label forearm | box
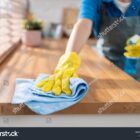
[65,18,93,53]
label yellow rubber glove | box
[124,51,140,57]
[124,37,140,58]
[125,45,140,51]
[136,38,140,47]
[36,52,81,96]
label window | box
[0,0,28,62]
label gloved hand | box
[36,52,81,96]
[124,36,140,58]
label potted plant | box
[21,19,43,46]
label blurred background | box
[0,0,139,81]
[0,0,84,63]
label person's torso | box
[93,0,140,37]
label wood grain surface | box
[0,38,140,115]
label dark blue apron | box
[98,3,140,69]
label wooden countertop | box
[0,38,140,115]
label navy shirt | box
[79,0,140,37]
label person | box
[66,0,140,65]
[37,0,140,95]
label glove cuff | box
[55,52,81,73]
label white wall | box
[29,0,81,23]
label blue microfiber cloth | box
[12,74,89,115]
